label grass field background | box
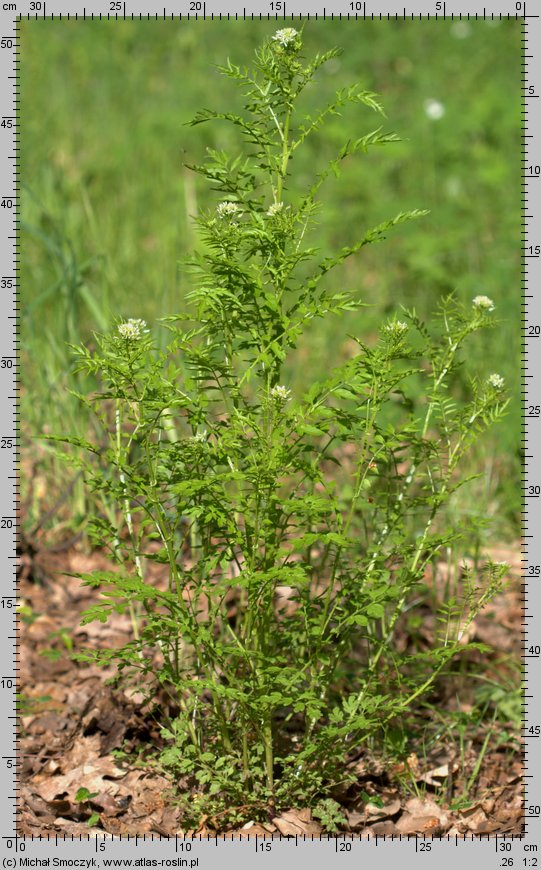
[20,19,521,537]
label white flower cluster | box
[192,430,208,443]
[117,318,148,340]
[424,99,445,121]
[473,295,495,312]
[272,28,299,48]
[266,202,284,218]
[383,320,408,337]
[487,373,504,390]
[270,384,291,402]
[216,201,242,220]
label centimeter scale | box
[0,1,537,866]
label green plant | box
[312,798,347,832]
[75,788,101,828]
[57,29,508,825]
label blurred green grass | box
[21,19,521,534]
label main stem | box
[115,400,141,642]
[276,107,291,202]
[263,718,274,793]
[253,79,292,787]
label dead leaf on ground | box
[365,797,401,821]
[395,798,449,835]
[90,792,131,818]
[240,822,278,835]
[361,820,397,837]
[33,752,126,803]
[346,809,365,830]
[418,762,459,786]
[19,537,524,837]
[272,809,322,837]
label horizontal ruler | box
[6,7,541,18]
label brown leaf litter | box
[19,540,524,837]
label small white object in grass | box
[451,21,472,39]
[487,373,504,390]
[424,99,446,121]
[193,430,208,442]
[272,28,299,48]
[445,176,462,199]
[216,201,242,220]
[117,318,148,340]
[266,202,284,217]
[472,294,495,312]
[270,384,291,402]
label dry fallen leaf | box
[364,820,397,836]
[272,809,323,837]
[395,797,449,835]
[418,761,459,786]
[459,807,488,832]
[346,809,365,830]
[364,799,401,822]
[34,754,126,803]
[90,791,130,818]
[391,752,420,777]
[395,814,441,835]
[241,822,278,835]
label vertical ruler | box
[524,0,541,838]
[0,10,18,834]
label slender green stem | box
[115,400,142,642]
[263,717,274,794]
[276,107,291,202]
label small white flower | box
[451,21,471,39]
[270,384,291,402]
[272,28,299,49]
[424,99,445,121]
[445,176,462,199]
[192,430,208,443]
[216,201,242,220]
[488,373,504,390]
[266,202,284,217]
[117,318,148,340]
[384,320,408,337]
[473,295,495,312]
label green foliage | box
[58,30,508,825]
[312,798,348,832]
[75,789,101,828]
[75,788,98,803]
[21,21,521,535]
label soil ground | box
[18,539,524,838]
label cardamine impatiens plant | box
[56,27,508,826]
